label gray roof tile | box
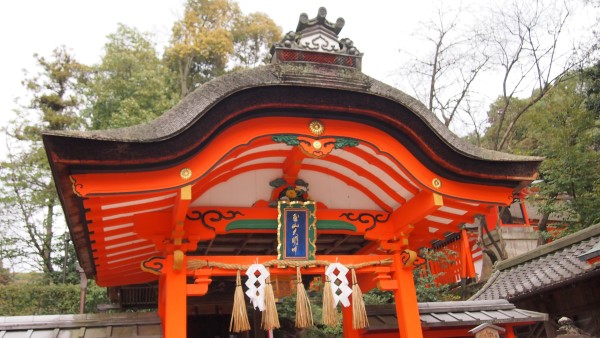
[365,300,546,331]
[471,223,600,301]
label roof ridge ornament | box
[297,7,345,35]
[270,7,363,69]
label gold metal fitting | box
[308,120,324,136]
[180,168,192,180]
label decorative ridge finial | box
[270,7,362,70]
[296,7,345,35]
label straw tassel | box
[322,276,337,326]
[230,270,251,333]
[295,267,313,328]
[351,269,369,329]
[261,269,280,331]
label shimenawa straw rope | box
[322,275,337,326]
[294,267,313,328]
[351,268,369,329]
[229,270,250,333]
[261,268,280,331]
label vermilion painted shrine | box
[43,7,549,338]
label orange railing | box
[424,229,477,285]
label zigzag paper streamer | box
[325,262,352,307]
[245,264,269,311]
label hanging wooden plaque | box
[277,201,316,260]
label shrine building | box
[42,7,548,338]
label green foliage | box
[49,234,81,284]
[85,24,179,129]
[363,288,393,305]
[0,281,109,315]
[1,0,281,284]
[165,0,281,96]
[1,47,85,282]
[484,73,600,228]
[275,286,342,337]
[166,0,240,96]
[415,249,460,302]
[18,46,86,135]
[231,12,282,68]
[0,266,11,285]
[276,294,297,323]
[584,60,600,118]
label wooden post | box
[163,253,187,338]
[158,274,165,320]
[392,251,423,338]
[504,325,516,338]
[460,228,476,279]
[342,303,360,338]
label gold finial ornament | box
[308,120,324,136]
[180,168,192,180]
[432,178,442,189]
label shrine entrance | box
[43,7,542,338]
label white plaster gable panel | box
[299,169,381,211]
[355,144,420,191]
[213,143,291,169]
[101,193,177,210]
[332,149,416,201]
[298,28,340,52]
[233,156,286,170]
[191,169,281,207]
[302,158,399,210]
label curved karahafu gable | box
[43,61,541,184]
[41,7,541,286]
[42,62,541,279]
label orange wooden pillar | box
[505,325,516,338]
[162,252,187,338]
[459,228,476,280]
[342,303,360,338]
[392,251,423,338]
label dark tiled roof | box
[42,61,543,280]
[471,223,600,301]
[579,241,600,262]
[0,301,546,337]
[0,312,161,338]
[42,62,539,165]
[366,299,547,331]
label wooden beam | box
[346,146,420,197]
[364,190,442,243]
[281,146,307,184]
[183,255,392,277]
[303,164,394,211]
[319,154,408,205]
[323,235,351,254]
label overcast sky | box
[0,0,597,146]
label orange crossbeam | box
[185,254,393,277]
[70,117,518,205]
[346,146,420,197]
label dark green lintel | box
[226,220,356,232]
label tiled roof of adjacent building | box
[0,312,161,338]
[471,223,600,301]
[366,300,547,331]
[0,300,547,337]
[418,299,547,327]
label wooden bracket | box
[187,269,213,296]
